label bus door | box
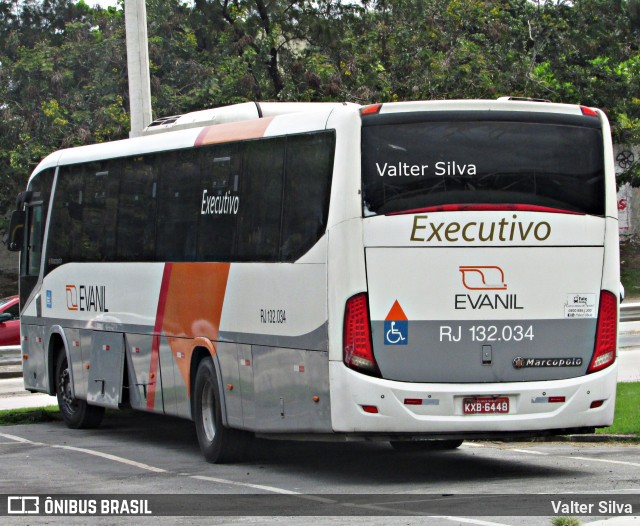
[11,169,54,391]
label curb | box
[472,434,640,445]
[0,365,22,379]
[533,434,640,444]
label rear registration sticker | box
[463,397,509,415]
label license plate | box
[463,397,509,415]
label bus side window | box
[82,164,119,262]
[116,157,157,261]
[281,132,335,261]
[46,167,80,273]
[156,151,201,262]
[197,145,242,262]
[236,138,285,262]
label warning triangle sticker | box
[385,300,408,321]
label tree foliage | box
[1,0,640,213]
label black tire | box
[193,357,250,463]
[390,439,464,452]
[55,351,105,429]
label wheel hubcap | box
[58,363,77,414]
[201,380,216,442]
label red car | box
[0,295,20,346]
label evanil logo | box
[459,266,507,291]
[65,284,109,312]
[410,214,551,243]
[455,266,523,310]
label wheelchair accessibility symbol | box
[384,300,409,346]
[385,320,408,345]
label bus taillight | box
[343,293,380,376]
[360,103,382,115]
[587,290,617,374]
[580,106,599,117]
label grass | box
[551,518,581,526]
[620,237,640,301]
[0,405,60,426]
[596,382,640,436]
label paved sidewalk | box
[0,345,21,379]
[0,345,56,409]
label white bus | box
[8,99,619,462]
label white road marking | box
[51,444,168,473]
[0,432,44,446]
[1,431,166,473]
[563,455,640,469]
[431,517,513,526]
[353,501,513,526]
[189,475,301,494]
[509,448,549,455]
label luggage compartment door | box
[87,331,125,408]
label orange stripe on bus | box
[162,263,231,398]
[147,263,174,410]
[194,117,274,147]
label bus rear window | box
[361,113,605,216]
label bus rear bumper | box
[329,362,618,435]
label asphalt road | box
[0,410,639,525]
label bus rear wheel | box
[194,357,250,463]
[55,352,104,429]
[390,439,463,452]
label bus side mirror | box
[6,210,26,252]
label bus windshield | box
[361,112,605,216]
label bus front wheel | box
[193,357,250,463]
[55,352,104,429]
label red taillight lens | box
[343,293,380,376]
[360,103,382,115]
[581,106,599,117]
[588,290,617,373]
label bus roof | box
[28,99,601,183]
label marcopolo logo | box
[410,214,551,243]
[513,357,583,369]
